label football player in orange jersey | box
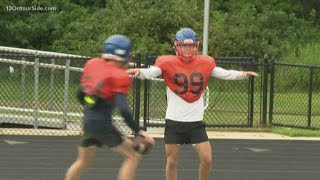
[127,28,258,180]
[65,35,155,180]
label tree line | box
[1,0,319,62]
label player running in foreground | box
[65,35,155,180]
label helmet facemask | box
[174,40,199,59]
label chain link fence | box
[269,61,320,129]
[0,48,137,135]
[1,47,320,136]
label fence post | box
[20,57,26,108]
[307,67,313,128]
[261,55,269,127]
[142,53,149,131]
[148,57,157,127]
[134,54,141,133]
[248,58,255,127]
[49,58,55,111]
[33,58,40,129]
[63,59,70,129]
[268,58,275,125]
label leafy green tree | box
[1,0,319,60]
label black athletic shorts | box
[164,119,208,144]
[80,101,124,148]
[80,128,124,148]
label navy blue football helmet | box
[101,35,132,62]
[174,28,199,59]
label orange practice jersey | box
[155,55,216,103]
[80,58,131,100]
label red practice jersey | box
[80,58,131,100]
[155,55,216,103]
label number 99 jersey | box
[155,55,216,103]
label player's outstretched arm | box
[127,66,162,79]
[212,67,258,80]
[242,71,259,79]
[126,68,141,77]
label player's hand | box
[138,130,155,145]
[242,71,258,79]
[126,68,140,77]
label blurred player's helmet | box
[174,27,199,59]
[102,35,132,62]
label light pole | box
[202,0,210,55]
